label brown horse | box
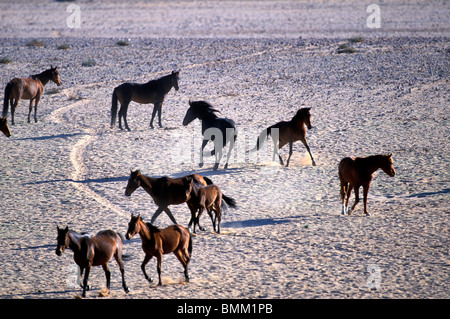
[3,66,61,125]
[125,214,192,286]
[252,107,316,167]
[55,226,129,298]
[186,176,237,234]
[0,117,11,137]
[125,170,213,225]
[110,70,179,131]
[339,153,396,216]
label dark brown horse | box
[55,226,129,297]
[3,66,61,125]
[183,100,237,170]
[110,70,179,131]
[186,176,237,234]
[125,170,213,225]
[252,107,316,167]
[339,153,396,216]
[0,117,11,137]
[125,214,192,286]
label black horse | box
[110,71,179,131]
[182,100,237,170]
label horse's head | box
[182,100,197,126]
[296,107,312,130]
[381,153,396,177]
[183,176,195,200]
[125,170,141,196]
[125,214,142,240]
[0,117,11,137]
[55,226,70,256]
[50,65,62,86]
[183,100,220,126]
[171,70,180,91]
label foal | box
[55,226,129,297]
[186,177,237,234]
[339,153,396,216]
[125,214,192,286]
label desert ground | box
[0,0,448,299]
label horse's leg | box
[350,186,360,215]
[28,99,34,123]
[362,183,371,216]
[206,208,215,232]
[272,138,284,165]
[11,98,19,125]
[33,95,41,123]
[102,263,111,293]
[152,206,177,225]
[345,184,353,215]
[213,143,223,170]
[173,250,189,282]
[157,102,163,128]
[114,252,129,293]
[339,172,347,215]
[149,102,159,129]
[141,254,153,283]
[164,207,178,224]
[150,206,165,224]
[82,264,91,297]
[187,205,197,233]
[214,206,222,234]
[199,139,208,167]
[286,141,293,167]
[156,253,163,286]
[301,138,316,166]
[196,206,206,232]
[224,134,235,169]
[122,102,131,131]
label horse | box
[125,169,213,225]
[125,214,192,286]
[3,66,61,125]
[110,70,179,131]
[186,176,237,234]
[251,107,316,167]
[182,100,237,170]
[0,117,11,137]
[55,226,129,298]
[339,153,396,216]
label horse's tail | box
[222,194,237,209]
[203,176,214,185]
[117,232,132,261]
[250,127,271,152]
[3,82,12,118]
[110,87,118,128]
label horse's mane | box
[190,101,221,116]
[145,222,161,233]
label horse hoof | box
[198,163,204,168]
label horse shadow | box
[222,214,306,229]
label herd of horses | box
[2,67,396,297]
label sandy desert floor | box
[0,0,448,299]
